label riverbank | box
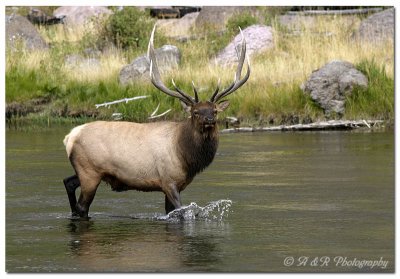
[6,10,394,127]
[220,120,388,133]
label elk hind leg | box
[63,175,80,216]
[76,173,101,219]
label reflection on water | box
[65,218,230,272]
[6,127,394,272]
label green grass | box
[345,59,394,120]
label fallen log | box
[287,8,383,16]
[221,120,385,134]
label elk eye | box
[213,110,218,115]
[193,110,199,116]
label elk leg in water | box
[164,183,182,214]
[165,195,177,214]
[63,175,80,216]
[75,173,101,219]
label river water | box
[6,126,394,272]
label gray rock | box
[278,14,317,31]
[354,8,394,42]
[157,12,199,38]
[195,6,258,31]
[302,60,368,116]
[119,45,181,85]
[214,25,273,66]
[6,15,48,50]
[53,6,112,27]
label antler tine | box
[210,27,251,103]
[171,79,196,104]
[210,78,221,102]
[191,81,199,102]
[148,25,195,105]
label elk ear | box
[216,100,230,112]
[180,101,192,114]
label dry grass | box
[13,14,394,86]
[38,22,92,43]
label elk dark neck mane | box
[177,120,219,179]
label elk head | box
[147,25,250,133]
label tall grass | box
[6,12,394,125]
[345,59,394,120]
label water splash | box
[157,199,233,222]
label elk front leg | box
[63,175,80,216]
[164,183,181,214]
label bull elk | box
[63,25,250,219]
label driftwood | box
[149,6,201,19]
[95,96,148,109]
[221,120,385,134]
[95,97,171,120]
[287,8,383,16]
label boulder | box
[354,8,394,42]
[119,45,181,85]
[214,25,273,66]
[278,14,317,31]
[53,6,112,27]
[195,6,258,31]
[302,60,368,116]
[6,15,48,50]
[157,12,199,38]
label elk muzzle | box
[203,117,216,128]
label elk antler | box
[210,27,251,103]
[148,25,197,105]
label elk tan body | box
[63,25,250,218]
[64,118,219,193]
[64,121,187,191]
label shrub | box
[226,11,259,35]
[107,7,155,50]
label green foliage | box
[80,15,111,51]
[107,7,155,50]
[81,7,159,52]
[226,11,259,35]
